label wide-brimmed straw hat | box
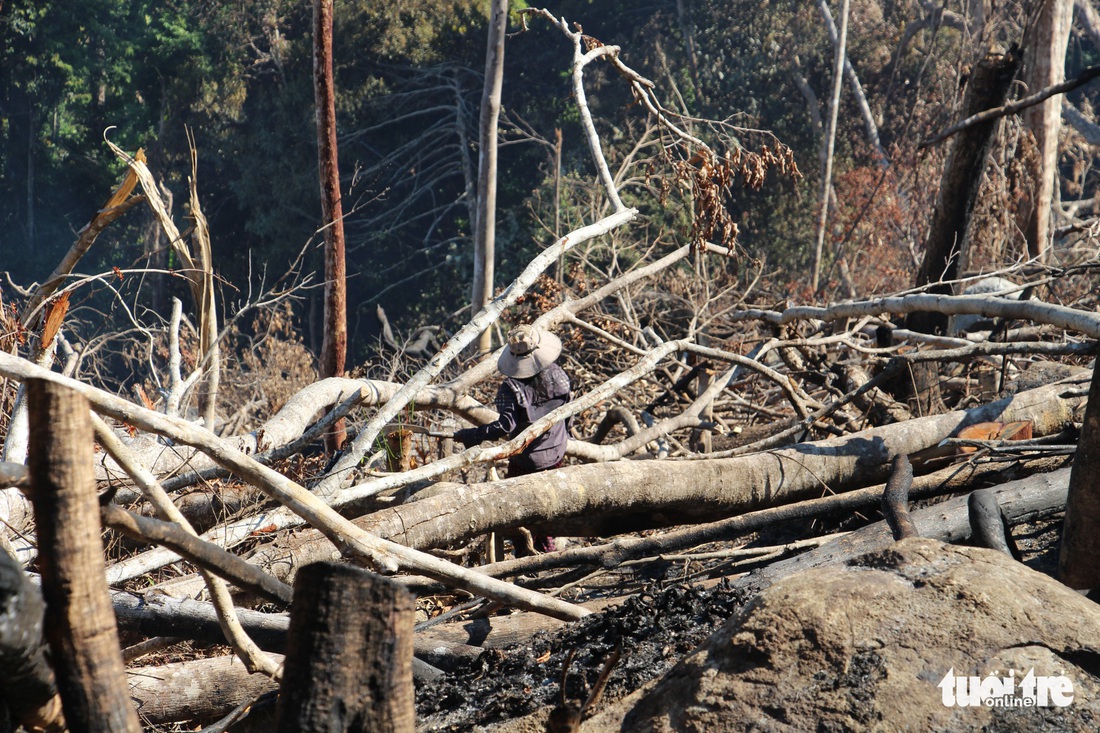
[498,325,562,378]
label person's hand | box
[454,428,480,448]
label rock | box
[616,538,1100,732]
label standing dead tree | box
[105,138,220,423]
[810,0,849,293]
[906,48,1021,413]
[471,0,509,357]
[313,0,349,450]
[1021,0,1075,260]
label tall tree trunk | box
[1021,0,1074,260]
[313,0,347,449]
[471,0,508,356]
[904,49,1019,414]
[675,0,703,106]
[1059,359,1100,588]
[814,0,886,162]
[810,0,848,293]
[26,113,34,250]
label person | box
[454,324,571,553]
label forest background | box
[4,0,1096,383]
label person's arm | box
[454,382,519,447]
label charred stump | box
[275,562,415,733]
[1060,357,1100,588]
[26,379,140,732]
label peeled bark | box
[739,466,1070,599]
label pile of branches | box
[1,8,1099,731]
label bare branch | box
[922,64,1100,147]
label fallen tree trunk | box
[400,454,1068,589]
[233,381,1075,586]
[110,589,482,671]
[127,654,280,726]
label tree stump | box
[1060,357,1100,588]
[276,562,415,733]
[26,379,141,733]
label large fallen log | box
[127,654,280,726]
[232,381,1077,586]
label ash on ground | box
[415,578,752,731]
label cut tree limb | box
[881,454,917,540]
[736,466,1071,597]
[100,503,293,605]
[348,381,1074,548]
[732,293,1100,337]
[109,588,485,672]
[922,63,1100,148]
[126,654,281,727]
[967,488,1020,558]
[92,412,281,678]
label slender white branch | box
[731,293,1100,338]
[313,207,636,499]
